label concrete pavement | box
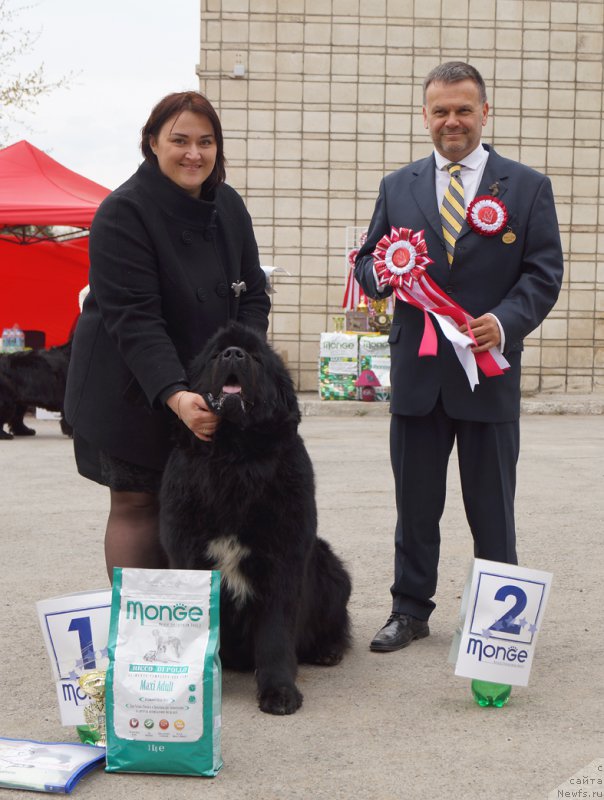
[1,405,603,799]
[297,391,604,417]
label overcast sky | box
[4,0,200,189]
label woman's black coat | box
[65,160,271,470]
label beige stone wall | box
[198,0,604,393]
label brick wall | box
[198,0,604,393]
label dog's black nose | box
[221,346,245,361]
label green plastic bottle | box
[76,724,104,746]
[471,679,512,707]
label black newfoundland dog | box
[0,342,72,439]
[160,322,351,715]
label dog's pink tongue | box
[222,385,242,394]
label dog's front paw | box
[9,421,35,436]
[258,685,303,715]
[309,649,344,667]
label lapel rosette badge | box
[466,195,508,237]
[373,227,510,390]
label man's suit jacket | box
[354,145,564,423]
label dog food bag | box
[105,568,222,777]
[318,332,359,400]
[359,335,391,401]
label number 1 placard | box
[454,559,553,686]
[36,589,111,726]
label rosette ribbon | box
[466,195,508,237]
[342,247,367,311]
[373,227,510,390]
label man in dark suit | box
[354,61,563,652]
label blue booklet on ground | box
[0,737,105,793]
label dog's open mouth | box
[203,377,251,416]
[222,381,242,396]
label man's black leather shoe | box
[369,612,430,652]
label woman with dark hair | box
[65,92,271,579]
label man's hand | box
[459,314,501,353]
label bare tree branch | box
[0,0,73,141]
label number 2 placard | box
[454,559,553,686]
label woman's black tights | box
[104,490,168,581]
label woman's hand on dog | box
[167,390,220,441]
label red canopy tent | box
[0,140,111,346]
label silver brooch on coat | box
[231,281,247,297]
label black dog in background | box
[0,342,72,439]
[160,322,352,715]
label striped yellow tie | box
[441,163,465,266]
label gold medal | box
[502,230,516,244]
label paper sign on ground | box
[36,589,111,726]
[452,558,552,687]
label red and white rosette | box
[373,227,433,287]
[373,227,510,390]
[466,195,508,237]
